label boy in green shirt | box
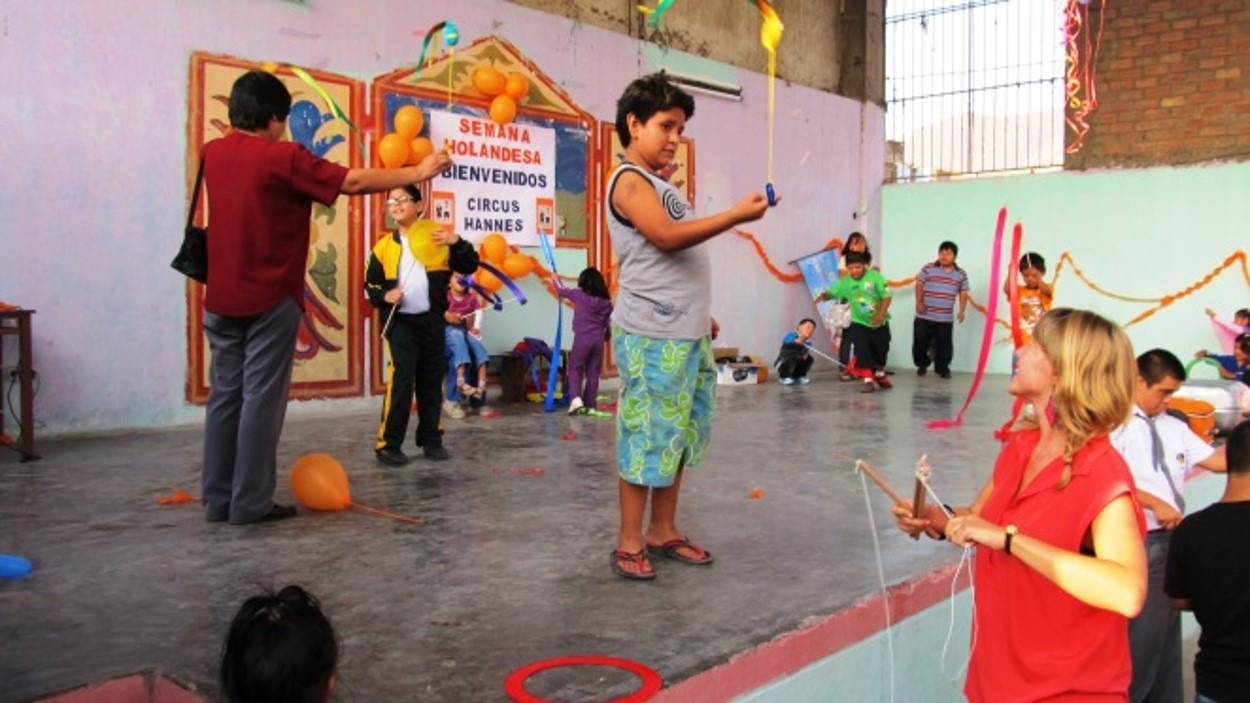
[816,251,892,392]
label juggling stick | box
[854,459,909,507]
[912,455,930,520]
[381,303,399,338]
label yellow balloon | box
[289,453,350,511]
[407,219,449,270]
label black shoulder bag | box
[171,158,208,283]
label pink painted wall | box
[0,0,881,434]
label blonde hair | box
[1022,308,1135,486]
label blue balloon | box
[0,554,32,580]
[444,21,460,47]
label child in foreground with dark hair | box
[554,266,614,415]
[607,73,773,580]
[220,584,338,703]
[1165,418,1250,703]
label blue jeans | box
[445,326,488,401]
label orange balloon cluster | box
[472,66,531,126]
[379,105,430,169]
[474,233,535,292]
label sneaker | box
[375,446,409,466]
[567,396,585,415]
[917,367,928,377]
[797,377,810,385]
[423,444,449,461]
[442,400,466,419]
[875,373,893,390]
[779,377,794,386]
[860,379,876,393]
[937,370,951,379]
[839,372,853,382]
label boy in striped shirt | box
[913,241,970,379]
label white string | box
[856,465,896,703]
[939,545,976,682]
[916,462,977,683]
[804,344,848,369]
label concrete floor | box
[1,369,1019,702]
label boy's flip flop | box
[610,549,656,580]
[647,537,714,565]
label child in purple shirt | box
[556,267,614,414]
[445,276,489,401]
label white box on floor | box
[716,356,770,385]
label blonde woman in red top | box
[896,308,1148,701]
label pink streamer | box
[1210,316,1243,355]
[928,208,1008,430]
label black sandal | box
[610,549,656,580]
[647,537,714,565]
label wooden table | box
[0,309,39,461]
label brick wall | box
[1065,0,1250,169]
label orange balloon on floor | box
[290,453,351,511]
[481,233,508,265]
[502,252,533,279]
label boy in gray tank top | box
[607,73,776,580]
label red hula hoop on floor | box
[504,655,663,703]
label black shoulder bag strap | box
[187,156,205,229]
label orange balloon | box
[406,137,434,166]
[393,105,424,140]
[289,453,351,511]
[476,269,504,293]
[378,132,410,169]
[504,73,530,100]
[489,95,517,125]
[472,66,507,97]
[502,252,533,279]
[481,233,508,265]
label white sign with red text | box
[427,110,555,246]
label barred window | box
[886,0,1069,182]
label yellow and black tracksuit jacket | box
[365,225,478,451]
